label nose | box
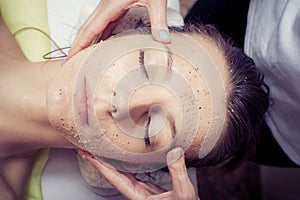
[111,84,179,149]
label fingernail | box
[167,147,184,165]
[61,58,66,67]
[77,149,87,158]
[159,30,171,40]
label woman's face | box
[47,32,229,171]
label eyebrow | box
[144,116,151,146]
[139,50,149,80]
[165,45,173,70]
[139,47,173,80]
[168,115,176,139]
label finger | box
[145,0,171,43]
[67,15,110,60]
[77,150,136,189]
[167,147,198,199]
[99,11,128,41]
[146,191,172,200]
[67,2,107,60]
[142,181,167,195]
[67,0,128,60]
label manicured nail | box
[77,149,87,158]
[61,58,66,67]
[77,149,98,162]
[159,30,171,40]
[167,147,184,165]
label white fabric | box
[41,149,113,200]
[46,0,183,56]
[245,0,300,165]
[167,0,180,13]
[46,0,93,55]
[41,149,198,200]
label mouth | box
[74,76,90,125]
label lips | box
[74,77,89,125]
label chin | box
[46,76,82,147]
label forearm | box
[0,175,16,200]
[0,151,36,200]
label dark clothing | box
[251,122,299,167]
[185,0,250,47]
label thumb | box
[167,147,189,185]
[167,147,197,199]
[145,0,171,43]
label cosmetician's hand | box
[78,147,200,200]
[67,0,170,60]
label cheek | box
[98,114,148,152]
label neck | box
[0,58,72,157]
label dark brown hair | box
[180,24,269,171]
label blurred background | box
[180,1,300,199]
